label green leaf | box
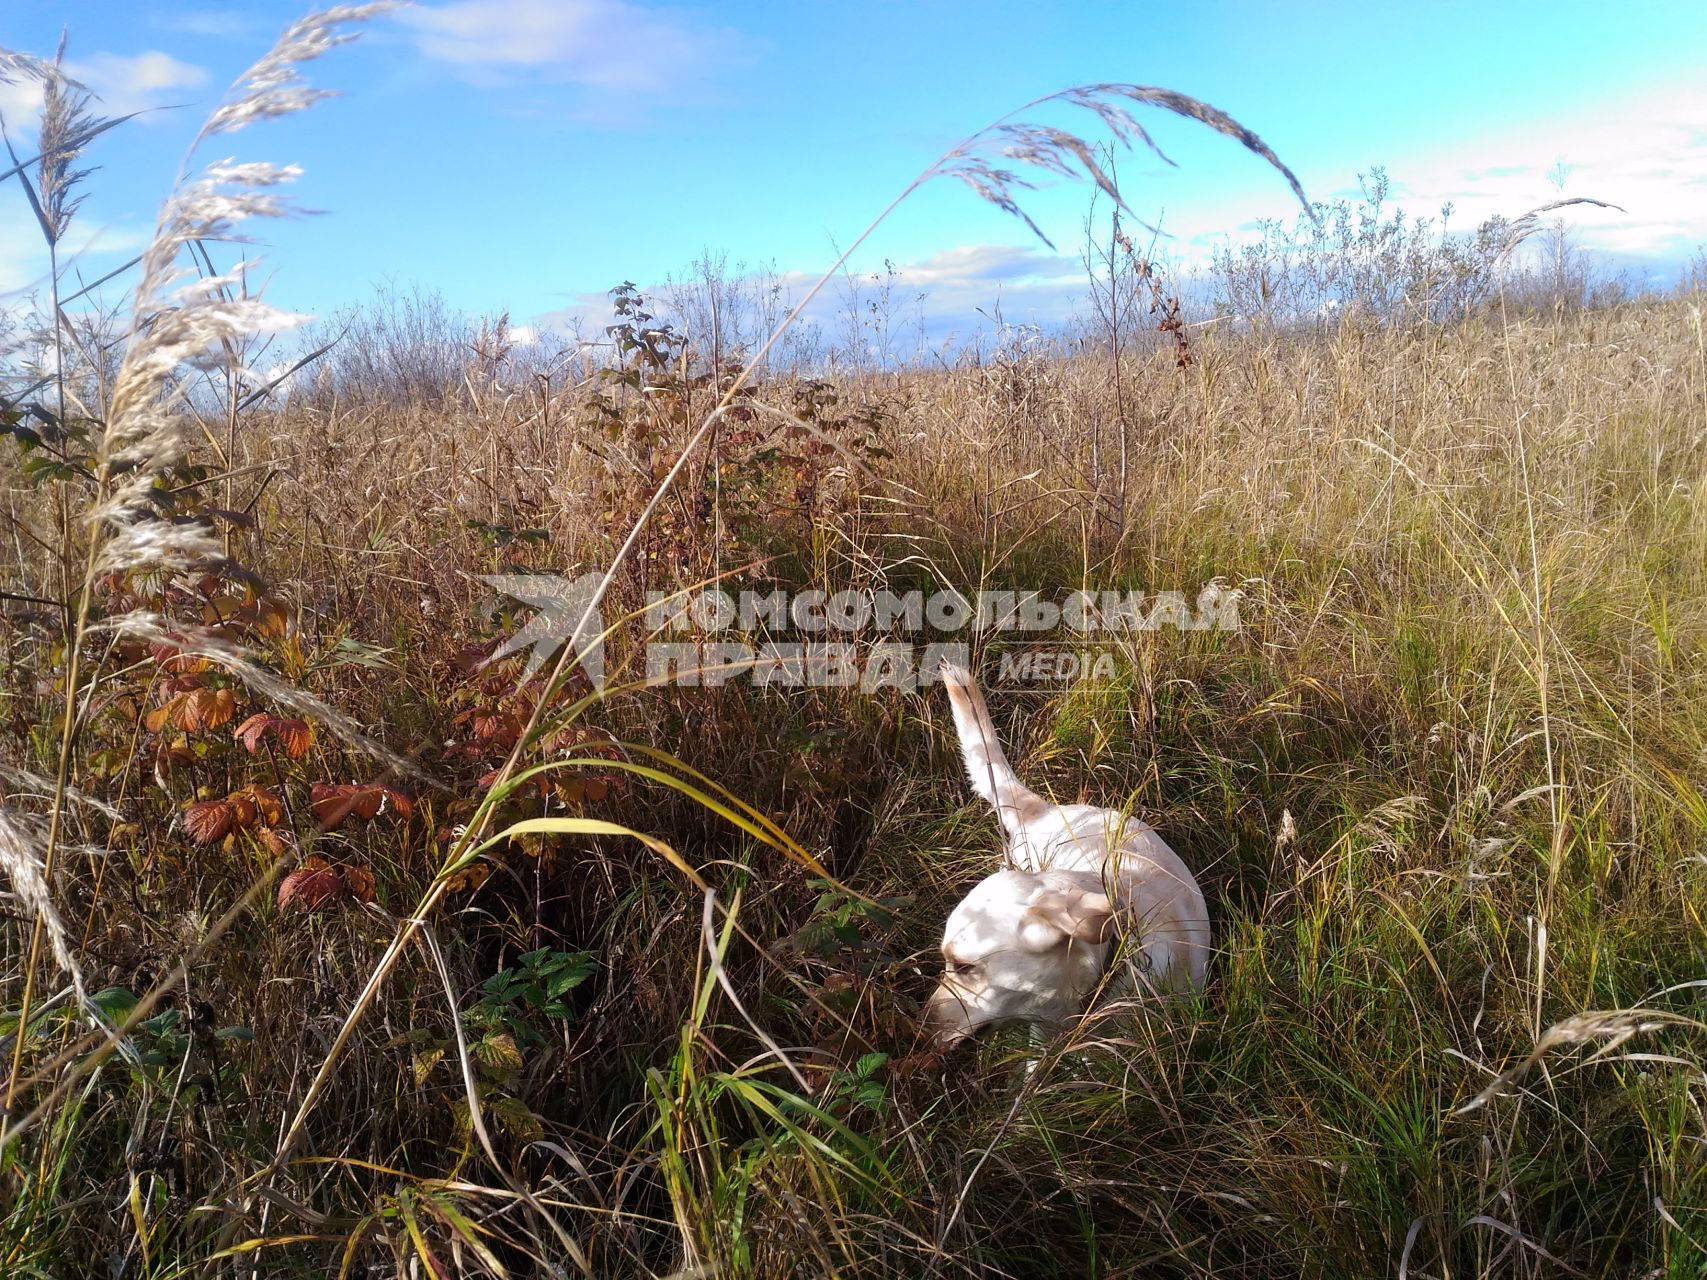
[473,1032,524,1075]
[413,1047,446,1087]
[90,986,139,1022]
[139,1009,180,1035]
[855,1052,889,1078]
[324,636,395,671]
[546,961,594,998]
[487,1092,543,1141]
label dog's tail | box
[938,661,1045,833]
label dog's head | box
[921,868,1116,1047]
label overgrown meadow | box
[3,12,1706,1278]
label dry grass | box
[3,12,1707,1279]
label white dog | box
[921,663,1211,1046]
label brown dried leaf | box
[144,700,177,735]
[184,799,234,845]
[342,864,376,903]
[256,827,295,856]
[234,784,284,827]
[441,861,491,894]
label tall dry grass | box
[3,10,1707,1278]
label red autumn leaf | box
[468,711,521,750]
[235,714,314,759]
[143,700,177,735]
[148,637,211,675]
[310,782,412,829]
[481,767,550,797]
[373,786,411,820]
[153,686,238,733]
[256,827,295,857]
[342,864,376,903]
[274,720,313,758]
[310,785,367,829]
[149,739,197,782]
[278,858,343,912]
[451,640,498,674]
[552,775,615,806]
[186,687,237,732]
[232,783,284,827]
[234,713,269,751]
[184,799,234,846]
[184,785,284,846]
[227,793,257,828]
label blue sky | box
[3,1,1705,346]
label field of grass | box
[4,13,1707,1279]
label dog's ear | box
[1020,888,1115,949]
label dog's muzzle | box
[920,980,978,1048]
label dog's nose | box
[920,983,974,1048]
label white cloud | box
[0,50,192,304]
[533,244,1086,352]
[1383,78,1707,264]
[68,50,212,119]
[1,49,214,125]
[0,71,46,126]
[805,245,1083,338]
[0,52,212,159]
[1170,76,1707,274]
[0,207,43,297]
[876,244,1080,289]
[403,0,742,96]
[0,217,153,306]
[151,10,263,40]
